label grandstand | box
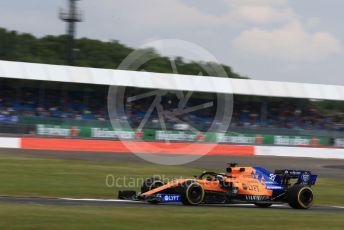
[0,60,343,147]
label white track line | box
[57,197,286,207]
[331,206,344,209]
[59,198,140,203]
[5,196,344,210]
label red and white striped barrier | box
[255,146,344,159]
[0,137,344,159]
[0,137,20,149]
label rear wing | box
[274,169,317,186]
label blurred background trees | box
[0,28,245,79]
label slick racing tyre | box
[141,178,164,193]
[288,185,314,209]
[182,181,205,205]
[254,203,272,208]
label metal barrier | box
[18,116,343,137]
[228,126,343,138]
[18,116,111,128]
[0,122,35,135]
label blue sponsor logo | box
[301,173,310,182]
[156,194,181,202]
[266,185,284,191]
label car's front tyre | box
[181,181,205,205]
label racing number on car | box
[248,184,259,192]
[269,174,276,181]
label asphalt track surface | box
[0,148,343,212]
[0,148,343,178]
[0,196,343,212]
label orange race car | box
[118,163,317,209]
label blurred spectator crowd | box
[0,85,343,132]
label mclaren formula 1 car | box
[118,163,317,209]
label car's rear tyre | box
[288,185,314,209]
[254,203,272,208]
[141,178,164,193]
[181,181,205,205]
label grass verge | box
[0,204,343,230]
[0,154,342,205]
